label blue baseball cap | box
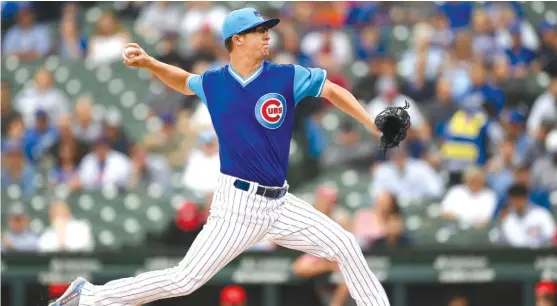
[505,110,525,124]
[540,20,556,34]
[221,8,280,41]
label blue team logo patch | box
[255,93,287,129]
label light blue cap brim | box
[222,18,280,41]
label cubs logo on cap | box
[255,93,287,129]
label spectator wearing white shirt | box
[38,200,94,253]
[135,2,183,40]
[530,129,557,192]
[87,11,131,66]
[527,73,557,135]
[14,68,70,128]
[370,147,444,202]
[501,184,556,248]
[300,25,353,67]
[183,130,220,197]
[179,1,228,39]
[440,166,497,228]
[2,5,51,61]
[78,136,131,190]
[72,96,103,144]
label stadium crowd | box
[1,1,557,257]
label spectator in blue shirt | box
[355,25,386,61]
[504,22,536,73]
[492,166,552,220]
[1,204,38,252]
[2,4,51,60]
[437,2,473,29]
[1,141,37,197]
[466,62,506,116]
[22,110,58,163]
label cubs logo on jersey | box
[255,93,287,129]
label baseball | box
[124,46,137,59]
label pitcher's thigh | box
[270,194,359,260]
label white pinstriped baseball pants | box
[79,173,390,306]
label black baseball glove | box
[374,101,412,155]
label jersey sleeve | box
[293,64,327,105]
[186,74,208,106]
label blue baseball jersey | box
[187,61,327,187]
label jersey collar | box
[227,61,264,87]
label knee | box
[170,266,204,296]
[332,230,361,259]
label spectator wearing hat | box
[127,143,172,194]
[530,129,557,193]
[537,21,557,71]
[527,60,557,135]
[143,111,190,167]
[72,96,103,144]
[370,146,443,202]
[536,281,556,306]
[500,183,556,248]
[14,68,70,128]
[102,113,132,156]
[220,285,247,306]
[38,200,94,253]
[503,22,537,75]
[1,141,37,197]
[77,135,132,190]
[22,109,59,163]
[182,129,220,197]
[501,110,539,167]
[1,204,38,252]
[441,167,497,229]
[2,4,51,60]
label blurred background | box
[1,1,557,306]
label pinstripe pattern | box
[77,173,389,306]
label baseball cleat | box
[48,277,87,306]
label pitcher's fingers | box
[125,43,140,49]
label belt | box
[233,179,288,199]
